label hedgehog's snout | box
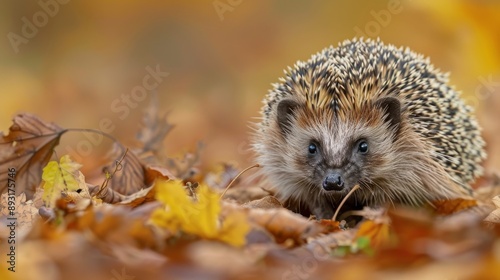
[322,172,344,191]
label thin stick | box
[332,184,360,221]
[94,149,129,198]
[220,163,260,199]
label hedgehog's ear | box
[277,99,300,135]
[375,97,401,129]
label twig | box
[94,149,129,198]
[220,163,260,199]
[332,185,360,221]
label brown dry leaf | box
[317,219,341,233]
[144,164,174,185]
[88,184,155,206]
[0,192,38,232]
[110,244,167,268]
[0,113,66,199]
[88,184,127,204]
[127,217,159,248]
[376,206,493,268]
[223,202,324,245]
[118,185,156,207]
[474,173,500,205]
[166,142,203,180]
[388,208,434,243]
[484,195,500,225]
[223,185,272,204]
[136,93,174,155]
[186,241,257,276]
[100,144,146,195]
[69,203,158,248]
[304,229,356,254]
[374,209,435,267]
[244,196,282,209]
[431,198,478,215]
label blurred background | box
[0,0,499,175]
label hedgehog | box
[252,38,486,220]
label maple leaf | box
[150,180,250,247]
[217,211,249,246]
[41,155,84,208]
[0,113,67,199]
[183,183,220,236]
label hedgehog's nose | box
[323,173,344,191]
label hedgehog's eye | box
[308,143,318,155]
[358,141,369,154]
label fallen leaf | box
[0,192,38,231]
[186,241,256,275]
[318,219,341,233]
[110,244,167,268]
[136,93,174,154]
[0,113,66,198]
[99,144,146,196]
[355,220,393,250]
[431,198,478,215]
[204,163,240,190]
[244,196,282,209]
[304,229,356,257]
[88,183,156,206]
[144,164,174,185]
[223,184,272,204]
[484,195,500,225]
[118,185,156,207]
[41,155,85,208]
[228,204,324,245]
[374,208,435,267]
[166,142,203,180]
[150,180,250,247]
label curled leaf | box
[0,113,66,198]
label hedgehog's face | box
[276,97,401,194]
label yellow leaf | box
[219,211,250,247]
[150,179,249,247]
[355,220,392,250]
[183,184,220,237]
[41,155,83,208]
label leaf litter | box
[0,108,500,280]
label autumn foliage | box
[1,112,500,280]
